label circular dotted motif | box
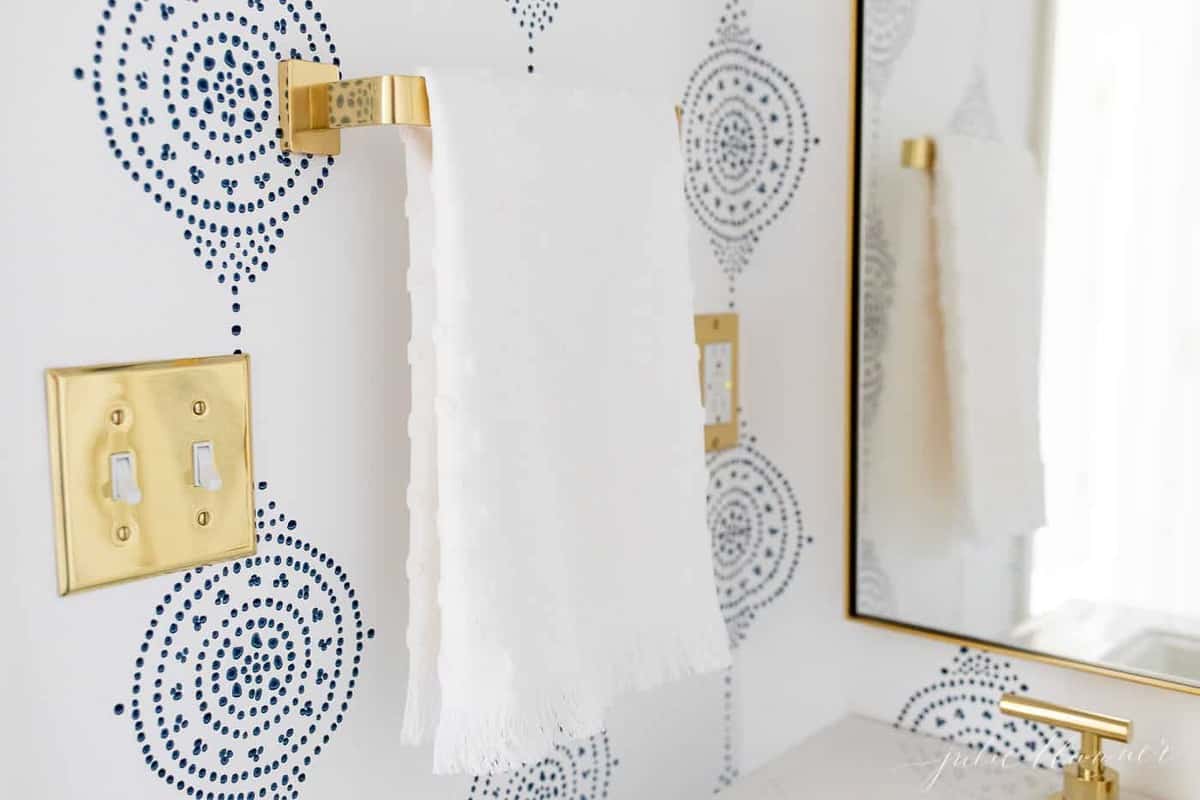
[855,539,896,617]
[505,0,561,73]
[858,204,896,433]
[710,0,751,42]
[76,1,338,317]
[896,648,1077,768]
[707,424,809,646]
[948,65,999,141]
[466,733,616,800]
[114,486,374,800]
[682,2,811,280]
[863,0,919,93]
[715,667,739,793]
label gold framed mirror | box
[846,0,1200,697]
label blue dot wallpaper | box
[707,418,810,649]
[113,487,375,798]
[504,0,561,74]
[76,0,339,338]
[682,0,814,305]
[10,0,1190,798]
[466,733,616,800]
[684,2,817,789]
[895,649,1077,769]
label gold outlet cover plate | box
[46,355,256,595]
[695,313,739,452]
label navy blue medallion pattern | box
[858,205,896,433]
[854,539,897,617]
[113,484,374,799]
[896,648,1077,768]
[466,732,617,800]
[707,419,810,647]
[681,0,812,303]
[948,65,999,141]
[505,0,561,74]
[715,667,739,793]
[76,1,338,336]
[859,0,918,445]
[863,0,919,94]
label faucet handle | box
[1000,693,1132,800]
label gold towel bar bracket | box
[900,136,936,170]
[279,59,431,156]
[279,58,685,156]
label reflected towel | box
[934,135,1046,541]
[865,169,964,554]
[400,71,730,775]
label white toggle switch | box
[110,451,143,505]
[192,441,223,492]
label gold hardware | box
[999,694,1132,800]
[279,59,431,155]
[192,400,207,416]
[844,0,859,628]
[900,136,936,170]
[280,59,681,156]
[695,314,739,452]
[45,354,256,595]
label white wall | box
[1,1,1197,798]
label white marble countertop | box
[720,716,1155,799]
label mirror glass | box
[852,0,1200,688]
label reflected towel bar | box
[900,136,936,170]
[279,59,684,156]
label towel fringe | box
[429,621,730,774]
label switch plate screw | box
[196,510,211,527]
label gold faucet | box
[1000,694,1133,800]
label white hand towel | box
[400,71,730,775]
[933,135,1047,541]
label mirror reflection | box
[854,0,1200,687]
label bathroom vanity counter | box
[721,716,1154,799]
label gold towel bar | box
[279,59,685,156]
[900,136,936,170]
[279,60,431,156]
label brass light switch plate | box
[45,355,255,595]
[695,314,739,452]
